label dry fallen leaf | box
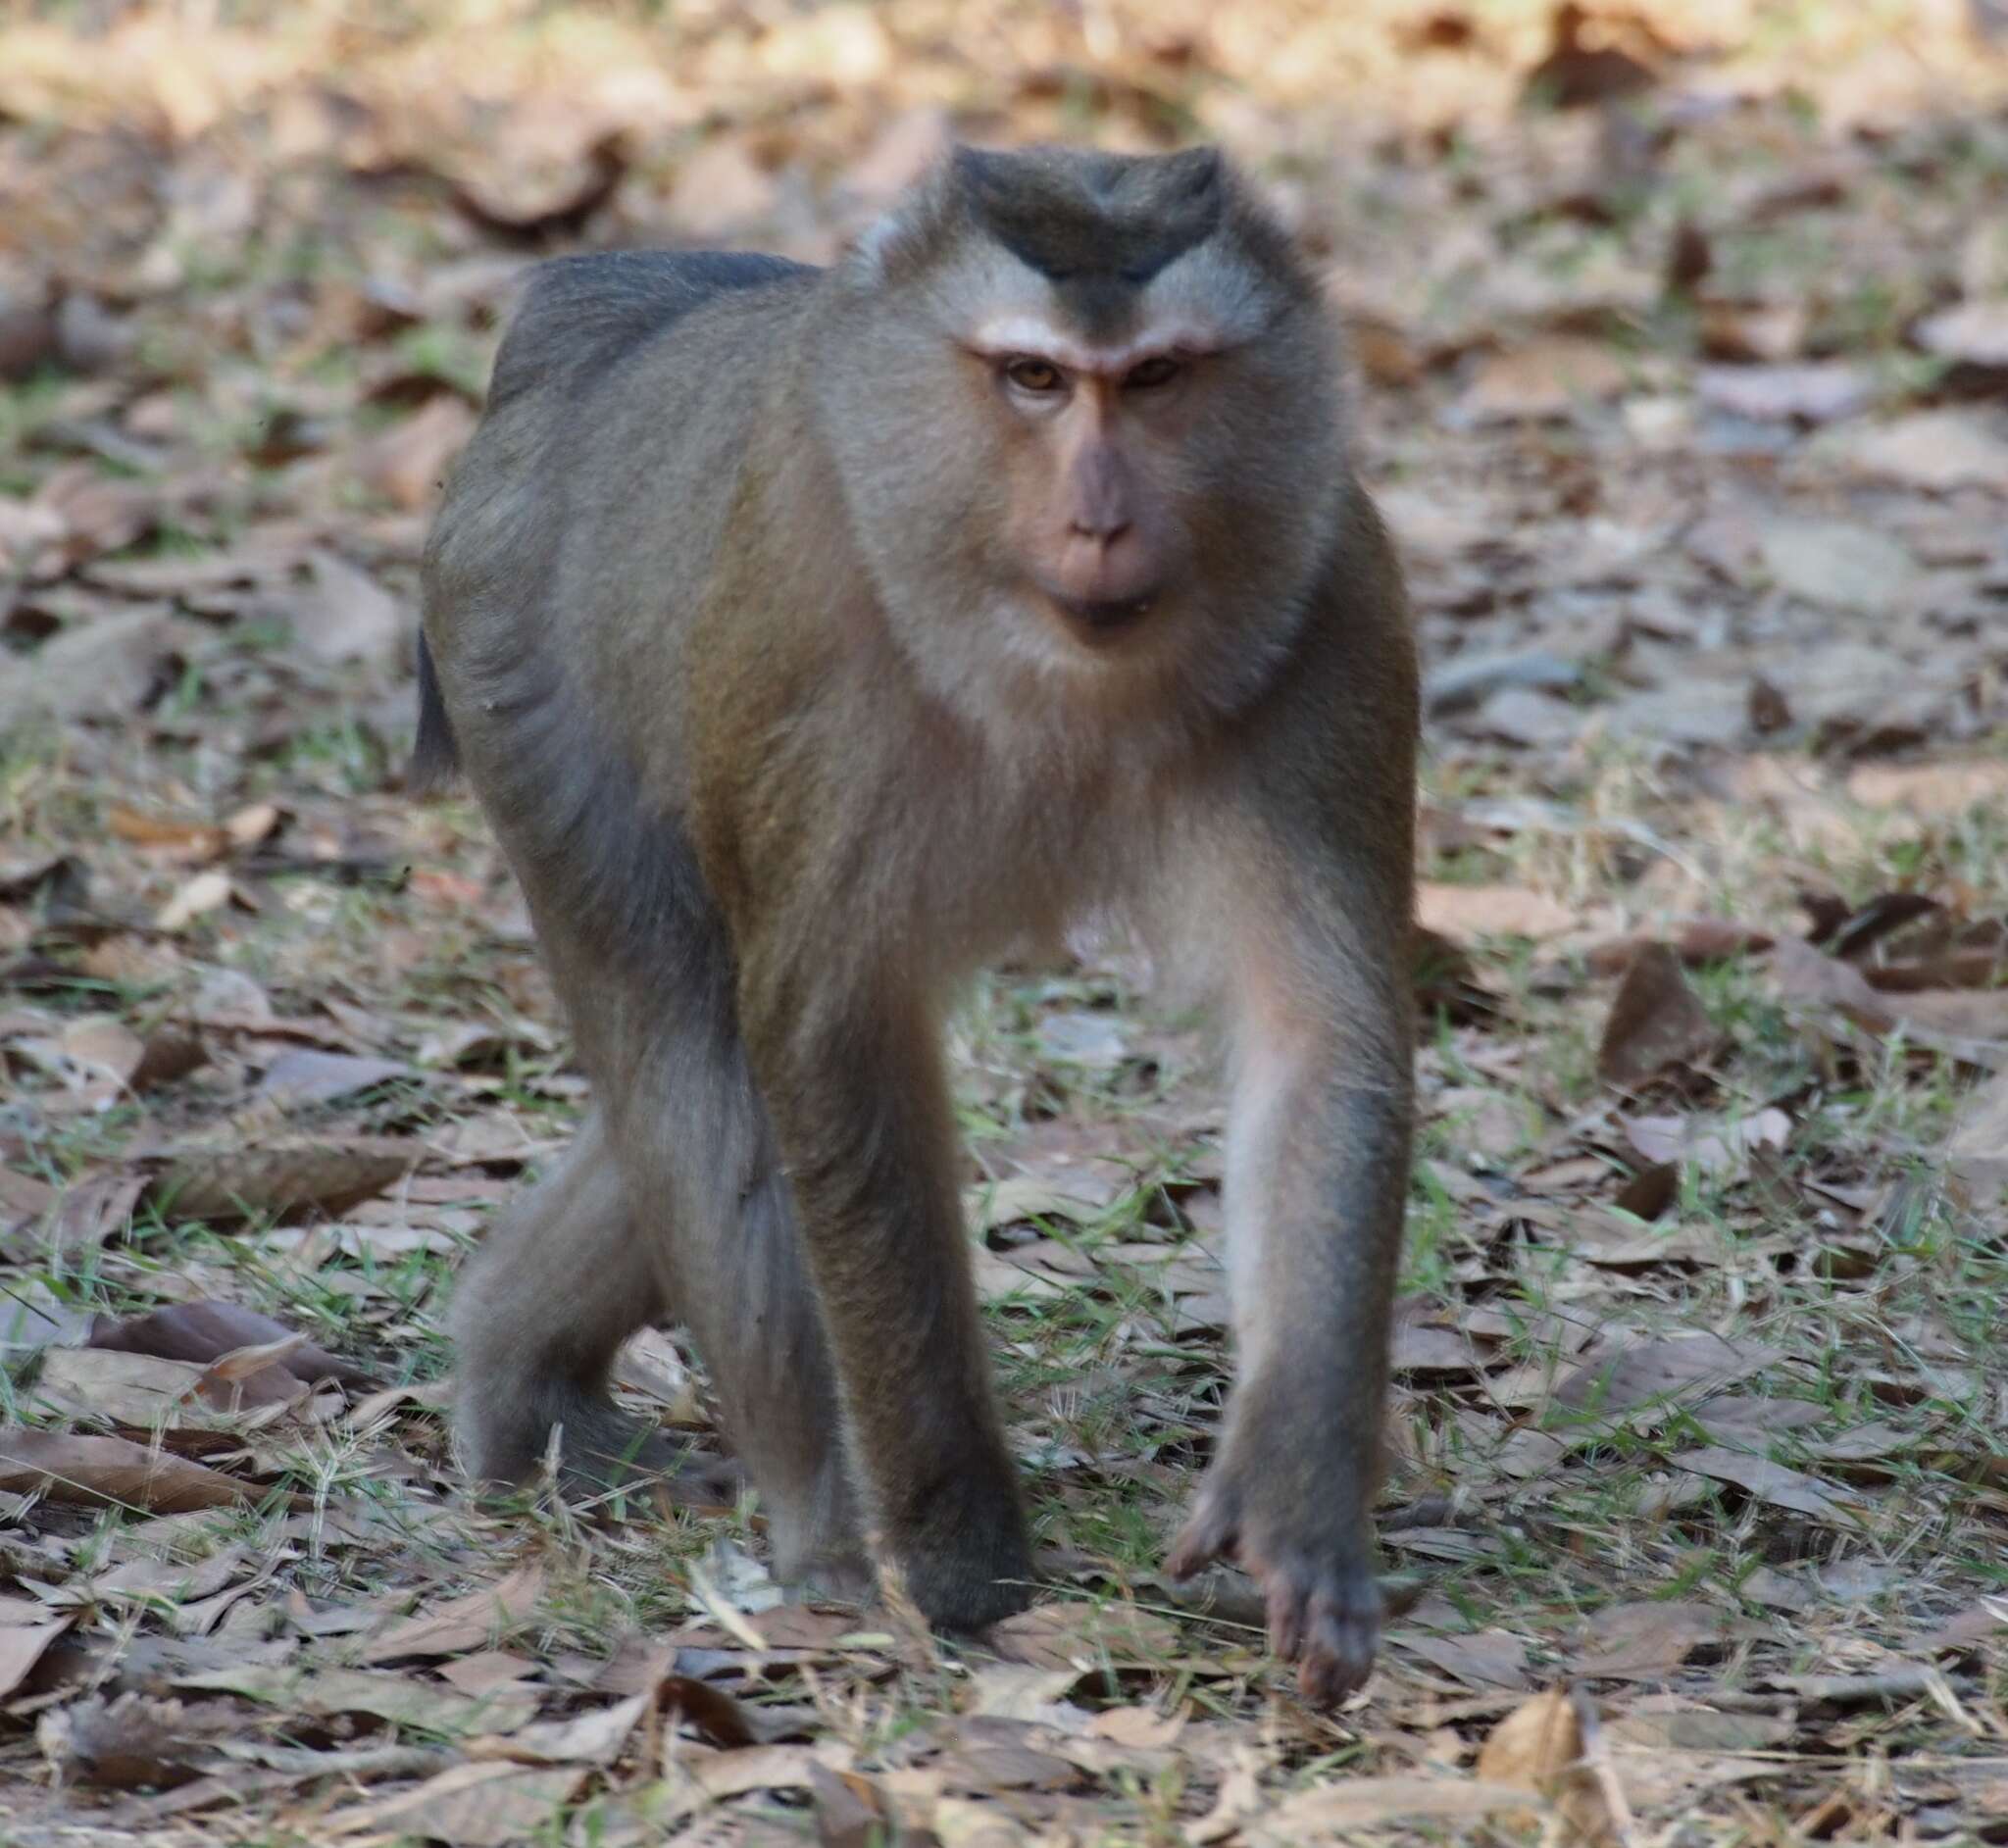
[987,1600,1180,1673]
[1772,938,2008,1069]
[1915,299,2008,367]
[325,1761,587,1844]
[176,1663,534,1734]
[1573,1601,1719,1680]
[1596,943,1719,1089]
[360,394,478,512]
[1672,1446,1869,1527]
[0,609,184,732]
[1248,1773,1547,1845]
[0,1599,73,1701]
[151,1136,413,1221]
[1556,1334,1782,1418]
[1624,1107,1790,1174]
[107,806,230,864]
[0,1428,251,1512]
[290,548,405,665]
[90,1298,376,1390]
[1455,338,1630,423]
[1477,1687,1625,1846]
[1417,882,1577,943]
[360,1562,548,1665]
[154,868,233,932]
[1838,409,2008,490]
[33,1346,214,1428]
[1698,361,1870,424]
[1758,519,1921,615]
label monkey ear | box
[842,145,970,286]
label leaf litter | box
[3,1,2007,1842]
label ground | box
[2,2,2007,1843]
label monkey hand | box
[1166,1397,1383,1705]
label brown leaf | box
[0,1429,251,1512]
[1477,1687,1618,1845]
[1844,761,2008,817]
[1556,1333,1782,1417]
[450,133,626,239]
[1573,1600,1719,1679]
[1585,918,1776,975]
[813,1763,898,1848]
[845,107,952,203]
[0,1276,96,1355]
[254,1047,416,1108]
[987,1601,1180,1673]
[360,1562,547,1665]
[665,135,779,241]
[1771,938,2008,1069]
[1758,520,1921,616]
[35,463,158,564]
[1612,1161,1678,1219]
[1623,1107,1790,1174]
[1417,882,1576,943]
[1248,1774,1544,1844]
[1081,1703,1186,1748]
[1915,299,2008,368]
[1673,1446,1869,1526]
[0,1603,73,1700]
[1839,409,2008,490]
[150,1136,413,1221]
[360,395,477,514]
[153,868,233,932]
[290,549,405,665]
[128,1023,207,1090]
[325,1762,587,1844]
[1596,943,1718,1089]
[33,1691,234,1790]
[14,1170,146,1260]
[107,807,229,864]
[0,609,184,732]
[1698,362,1871,424]
[90,1299,376,1390]
[1948,1071,2008,1189]
[1392,1626,1530,1687]
[1523,4,1656,109]
[33,1346,210,1427]
[693,1742,853,1800]
[486,1690,649,1767]
[1454,338,1629,424]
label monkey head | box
[817,144,1351,754]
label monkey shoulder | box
[487,250,821,410]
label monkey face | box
[818,144,1350,750]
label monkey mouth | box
[1047,592,1157,639]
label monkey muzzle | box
[1048,592,1157,640]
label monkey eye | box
[1124,354,1182,390]
[1003,356,1065,394]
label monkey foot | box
[1167,1492,1382,1706]
[880,1473,1037,1633]
[464,1386,737,1513]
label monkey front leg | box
[738,976,1035,1630]
[1169,889,1414,1704]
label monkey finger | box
[1289,1579,1381,1706]
[1164,1496,1239,1580]
[1264,1569,1306,1663]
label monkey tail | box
[409,630,461,794]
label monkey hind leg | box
[610,1100,869,1602]
[451,1112,717,1502]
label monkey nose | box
[1070,515,1132,544]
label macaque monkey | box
[415,144,1416,1703]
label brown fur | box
[419,146,1418,1696]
